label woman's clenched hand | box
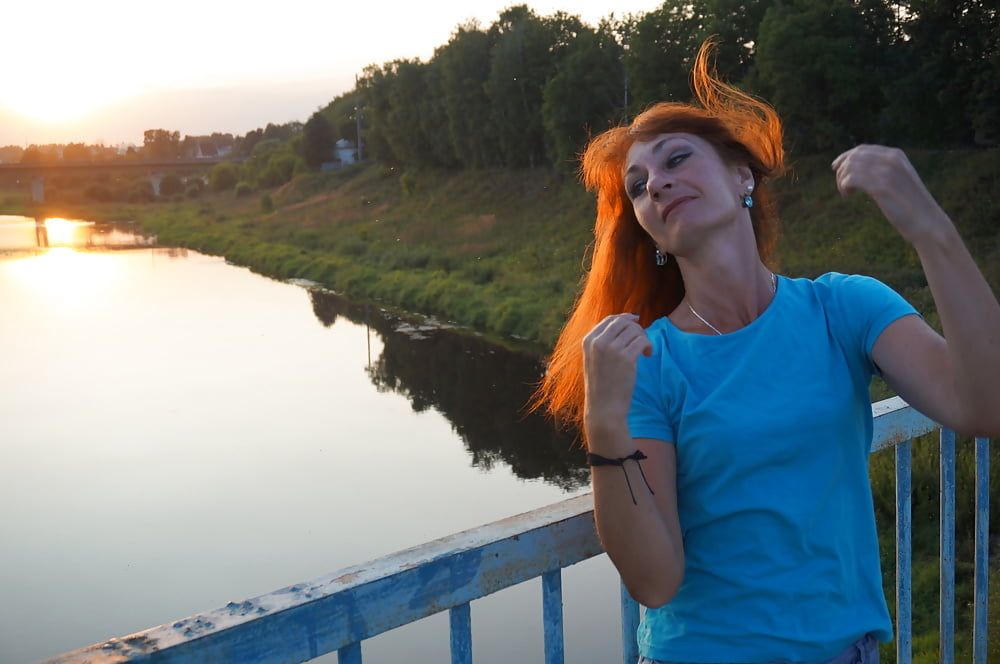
[582,313,653,443]
[831,144,952,247]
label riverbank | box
[7,149,998,354]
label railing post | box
[940,428,956,664]
[896,438,912,664]
[542,570,564,664]
[620,581,640,664]
[974,437,990,664]
[338,642,362,664]
[449,603,472,664]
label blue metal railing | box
[47,397,990,663]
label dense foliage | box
[350,0,997,168]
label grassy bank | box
[5,149,1000,661]
[8,149,998,351]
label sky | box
[0,0,662,147]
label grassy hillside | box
[13,148,996,354]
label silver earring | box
[741,185,754,209]
[655,248,668,266]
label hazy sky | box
[1,0,661,146]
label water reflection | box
[0,215,159,253]
[309,289,589,490]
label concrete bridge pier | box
[150,173,164,197]
[31,177,45,203]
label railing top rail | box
[871,396,938,452]
[47,495,602,663]
[45,397,941,663]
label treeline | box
[322,0,997,172]
[1,122,305,165]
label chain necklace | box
[687,272,777,336]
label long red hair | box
[532,38,787,443]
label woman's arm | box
[588,428,685,608]
[834,146,1000,437]
[583,314,685,608]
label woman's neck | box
[672,247,775,335]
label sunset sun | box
[1,79,138,124]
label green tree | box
[750,0,881,153]
[20,146,43,164]
[542,27,624,171]
[357,63,402,165]
[257,153,296,188]
[436,22,498,167]
[143,129,181,160]
[302,111,335,169]
[688,0,774,81]
[209,162,239,192]
[62,143,90,162]
[159,174,184,196]
[623,3,701,112]
[880,0,997,146]
[415,60,459,168]
[486,5,565,168]
[972,47,1000,146]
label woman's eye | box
[629,180,646,198]
[667,153,690,168]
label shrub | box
[209,163,239,192]
[83,184,112,202]
[400,171,416,196]
[184,176,206,194]
[258,153,296,188]
[127,181,155,203]
[159,174,183,196]
[234,181,252,198]
[260,193,274,213]
[185,185,202,199]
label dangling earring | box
[655,248,668,266]
[741,184,754,209]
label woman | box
[534,39,1000,664]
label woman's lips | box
[662,196,695,222]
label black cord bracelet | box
[586,450,656,505]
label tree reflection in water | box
[309,289,589,491]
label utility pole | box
[355,106,363,162]
[354,74,363,162]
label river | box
[0,216,623,663]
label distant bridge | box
[0,158,236,202]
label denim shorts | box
[637,632,879,664]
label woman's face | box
[623,132,752,257]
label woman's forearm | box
[914,214,1000,433]
[588,421,685,609]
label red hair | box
[532,38,786,443]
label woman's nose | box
[647,173,672,199]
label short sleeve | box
[831,273,923,378]
[627,347,676,442]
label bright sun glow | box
[5,247,119,309]
[2,81,139,124]
[44,218,93,245]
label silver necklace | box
[687,272,777,336]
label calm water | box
[0,216,623,663]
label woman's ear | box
[734,164,754,191]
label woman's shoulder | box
[789,271,891,301]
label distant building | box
[195,142,217,159]
[320,139,359,171]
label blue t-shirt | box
[627,272,921,663]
